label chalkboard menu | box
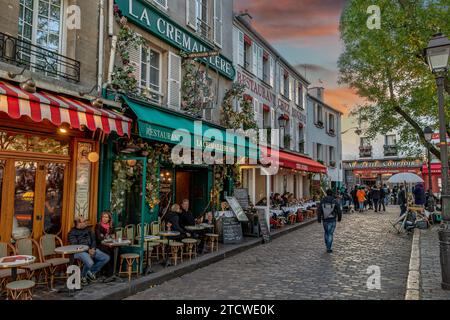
[256,208,270,243]
[221,217,243,244]
[225,196,249,222]
[233,188,250,209]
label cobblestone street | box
[128,206,412,300]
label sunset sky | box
[234,0,365,115]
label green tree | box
[338,0,450,158]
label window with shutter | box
[279,66,284,96]
[129,43,142,88]
[257,47,263,80]
[214,0,222,47]
[186,0,197,30]
[153,0,167,9]
[168,52,181,110]
[140,47,162,104]
[252,44,258,75]
[290,77,295,101]
[238,30,245,67]
[269,56,275,88]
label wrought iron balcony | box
[384,144,398,156]
[359,145,372,158]
[0,32,80,83]
[197,18,212,43]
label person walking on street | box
[351,186,358,210]
[367,186,374,210]
[371,185,381,213]
[383,184,390,207]
[356,187,366,213]
[379,185,386,212]
[318,189,342,253]
[398,184,407,217]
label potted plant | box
[316,120,324,128]
[329,160,336,168]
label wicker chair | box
[15,238,50,288]
[39,234,69,289]
[0,242,25,295]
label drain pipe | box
[97,0,105,95]
[107,35,118,84]
[108,0,114,36]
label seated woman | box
[164,204,187,238]
[95,211,115,279]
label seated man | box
[68,217,110,285]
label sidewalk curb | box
[405,228,421,300]
[72,218,317,300]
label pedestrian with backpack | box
[318,189,342,253]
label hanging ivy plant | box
[110,160,134,215]
[221,82,258,130]
[180,54,215,117]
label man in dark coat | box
[398,184,407,216]
[318,189,342,253]
[413,183,426,206]
[371,185,381,213]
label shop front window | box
[0,130,69,155]
[44,163,65,234]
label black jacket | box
[398,189,407,206]
[164,211,185,233]
[68,227,96,249]
[371,188,381,200]
[318,196,342,223]
[180,210,195,228]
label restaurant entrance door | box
[175,168,209,217]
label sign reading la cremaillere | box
[116,0,235,80]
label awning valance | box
[262,147,327,174]
[123,96,259,160]
[0,81,131,136]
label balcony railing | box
[359,145,372,158]
[384,144,398,156]
[197,18,212,43]
[0,32,80,83]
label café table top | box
[199,223,214,229]
[185,225,206,231]
[158,231,180,237]
[102,239,132,247]
[54,245,89,255]
[134,235,160,242]
[0,255,35,268]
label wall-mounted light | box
[87,152,99,163]
[20,78,36,93]
[126,159,137,167]
[58,123,70,134]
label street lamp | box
[341,126,362,135]
[424,126,435,212]
[425,33,450,290]
[278,115,287,148]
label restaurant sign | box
[343,159,422,170]
[116,0,235,80]
[236,71,275,104]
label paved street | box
[128,206,412,300]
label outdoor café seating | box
[5,279,35,300]
[39,234,69,289]
[181,238,198,261]
[119,253,140,282]
[15,238,50,288]
[204,233,219,253]
[168,242,184,266]
[0,243,25,295]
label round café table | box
[158,231,180,267]
[101,239,131,280]
[0,255,35,281]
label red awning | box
[261,147,327,174]
[263,104,270,112]
[422,163,447,175]
[0,81,131,136]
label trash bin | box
[439,229,450,290]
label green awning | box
[123,96,259,160]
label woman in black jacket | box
[95,211,115,278]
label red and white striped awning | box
[0,81,131,136]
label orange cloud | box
[324,87,366,114]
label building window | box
[296,84,303,108]
[263,109,270,128]
[317,143,323,162]
[329,146,335,167]
[263,53,270,84]
[385,134,396,146]
[283,73,290,98]
[18,0,64,75]
[315,104,323,127]
[213,0,222,47]
[140,47,162,104]
[244,41,252,71]
[360,137,370,147]
[298,126,304,153]
[152,0,168,10]
[328,113,335,135]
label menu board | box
[75,142,92,219]
[233,188,250,209]
[225,196,249,222]
[256,208,270,243]
[221,217,243,244]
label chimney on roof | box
[309,87,325,102]
[237,10,253,25]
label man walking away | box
[372,185,381,213]
[318,189,342,253]
[398,184,407,217]
[379,185,386,212]
[356,187,366,213]
[413,183,426,207]
[383,184,390,207]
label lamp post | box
[278,115,287,148]
[424,33,450,290]
[424,126,435,212]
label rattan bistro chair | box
[39,234,69,289]
[15,238,50,288]
[0,242,26,295]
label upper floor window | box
[385,134,397,146]
[329,146,335,166]
[328,113,335,134]
[244,36,252,71]
[296,84,303,108]
[152,0,168,10]
[360,137,370,147]
[18,0,64,75]
[262,52,274,86]
[213,0,222,47]
[283,72,290,99]
[316,143,323,161]
[187,0,212,41]
[314,103,323,126]
[140,47,162,104]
